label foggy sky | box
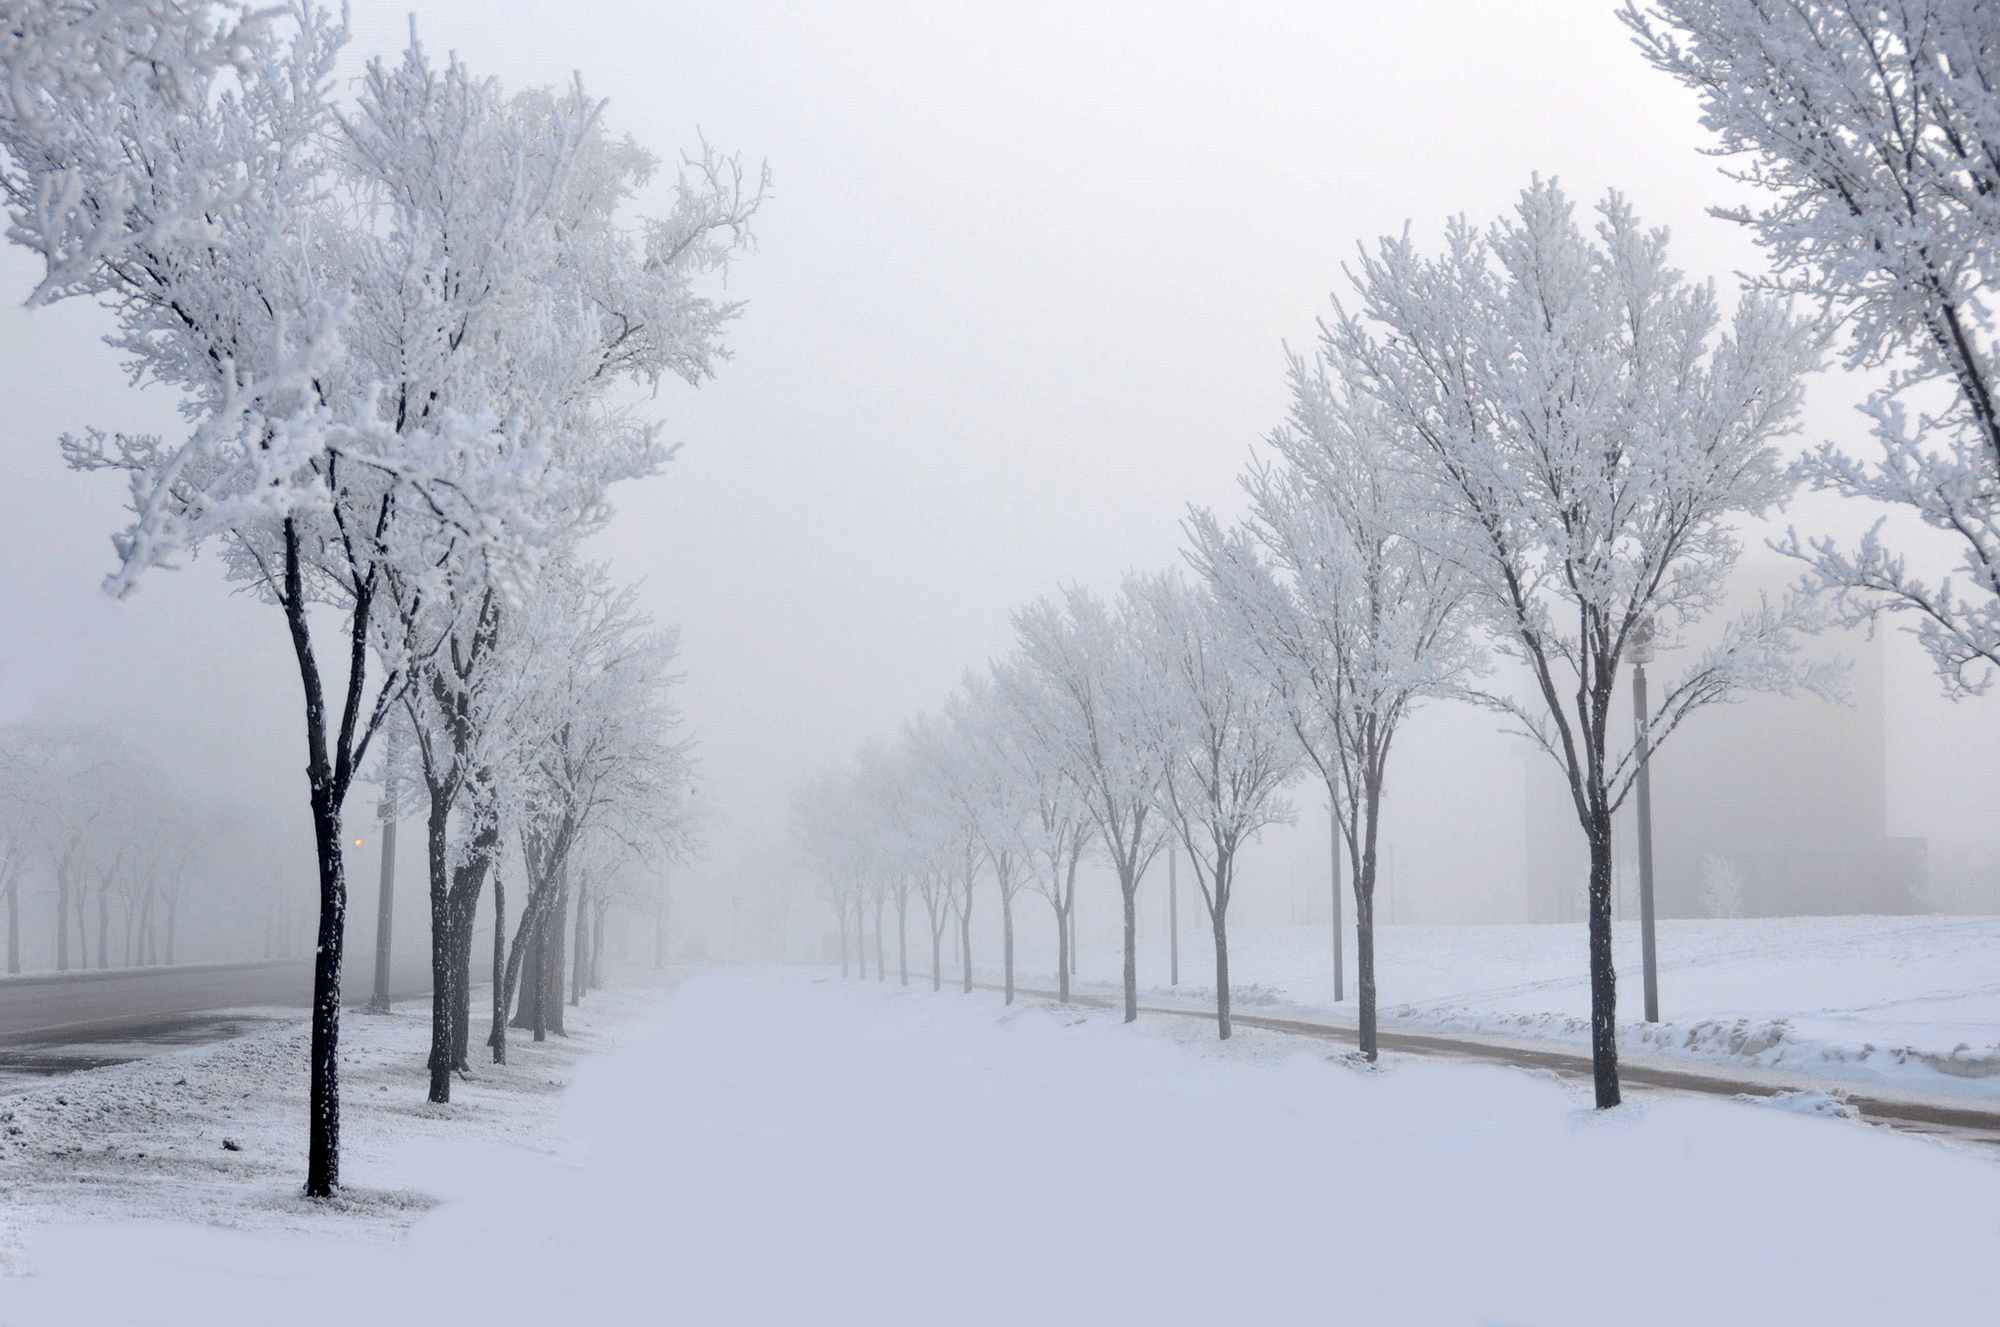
[4,0,1997,946]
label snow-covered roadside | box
[0,980,677,1273]
[5,968,1995,1327]
[984,914,2000,1100]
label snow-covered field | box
[4,968,1998,1325]
[1002,914,2000,1098]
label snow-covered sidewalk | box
[4,967,1998,1326]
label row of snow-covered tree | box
[0,722,220,973]
[800,0,2000,1112]
[0,2,755,1195]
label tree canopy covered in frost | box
[1189,343,1477,1059]
[2,2,754,1195]
[1627,0,2000,696]
[1329,179,1835,1105]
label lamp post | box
[366,787,397,1013]
[1631,620,1660,1024]
[1329,800,1344,1002]
[1168,848,1179,986]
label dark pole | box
[1168,849,1179,986]
[1329,794,1344,1002]
[367,792,396,1013]
[1633,622,1660,1023]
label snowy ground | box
[992,914,2000,1099]
[3,967,1998,1325]
[0,983,670,1276]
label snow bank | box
[4,970,1996,1326]
[1010,914,2000,1099]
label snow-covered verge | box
[0,981,677,1277]
[5,968,1994,1327]
[998,914,2000,1099]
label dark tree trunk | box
[1356,778,1383,1062]
[959,893,973,994]
[873,899,884,982]
[514,915,545,1034]
[96,883,108,970]
[281,519,380,1201]
[1355,883,1377,1061]
[491,872,506,1064]
[1120,876,1138,1023]
[425,795,455,1103]
[1053,902,1069,1003]
[571,875,590,1006]
[590,905,601,989]
[54,876,67,972]
[1000,883,1015,1005]
[896,898,908,986]
[542,874,568,1037]
[1068,895,1077,975]
[305,789,349,1198]
[1212,901,1231,1040]
[838,906,849,978]
[448,886,479,1068]
[5,882,17,974]
[1586,814,1620,1107]
[165,898,177,966]
[930,917,942,991]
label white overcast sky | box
[4,0,1994,923]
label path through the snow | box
[3,968,1996,1326]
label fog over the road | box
[4,0,1998,958]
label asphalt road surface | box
[0,954,435,1044]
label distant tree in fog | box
[1189,343,1476,1060]
[1012,585,1168,1022]
[907,710,990,996]
[1627,0,2000,700]
[944,673,1042,1004]
[793,767,868,979]
[991,656,1097,1004]
[1698,854,1746,920]
[1329,180,1832,1106]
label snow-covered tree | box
[1626,0,2000,697]
[906,709,988,996]
[0,0,271,305]
[36,8,754,1189]
[1189,345,1477,1059]
[944,673,1040,1004]
[1329,180,1831,1105]
[1129,570,1299,1039]
[490,564,689,1063]
[336,34,757,1104]
[1011,584,1167,1023]
[989,655,1097,1003]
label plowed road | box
[0,957,433,1043]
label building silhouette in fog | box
[1524,565,1928,921]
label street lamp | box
[1328,800,1345,1003]
[1631,619,1660,1024]
[367,737,400,1014]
